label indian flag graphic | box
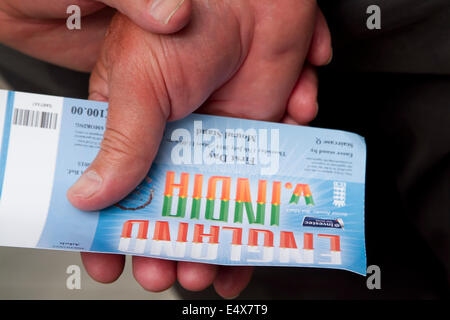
[289,184,314,206]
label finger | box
[67,57,169,211]
[202,1,318,123]
[177,262,218,291]
[213,266,254,299]
[81,252,125,283]
[132,256,177,292]
[286,64,319,125]
[98,0,192,33]
[0,6,114,72]
[281,114,301,125]
[307,8,333,66]
[88,60,110,102]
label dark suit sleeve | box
[318,0,450,74]
[319,0,450,40]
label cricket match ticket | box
[0,90,367,275]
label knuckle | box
[99,127,145,166]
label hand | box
[68,0,331,298]
[0,0,193,71]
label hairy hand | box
[0,0,193,71]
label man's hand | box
[0,0,193,72]
[67,0,331,298]
[0,0,329,71]
[0,0,113,71]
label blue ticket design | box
[0,90,367,275]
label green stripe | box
[162,195,186,217]
[289,194,300,204]
[176,197,187,217]
[205,199,215,220]
[233,202,244,223]
[244,202,255,224]
[271,205,280,226]
[219,200,229,222]
[305,195,315,206]
[205,199,229,222]
[162,195,172,216]
[255,203,265,225]
[190,198,201,219]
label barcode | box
[12,108,58,130]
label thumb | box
[97,0,192,33]
[307,8,332,66]
[67,63,169,211]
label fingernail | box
[150,0,185,24]
[69,170,103,199]
[224,294,240,300]
[326,49,333,65]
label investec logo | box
[170,120,280,175]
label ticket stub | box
[0,90,367,275]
